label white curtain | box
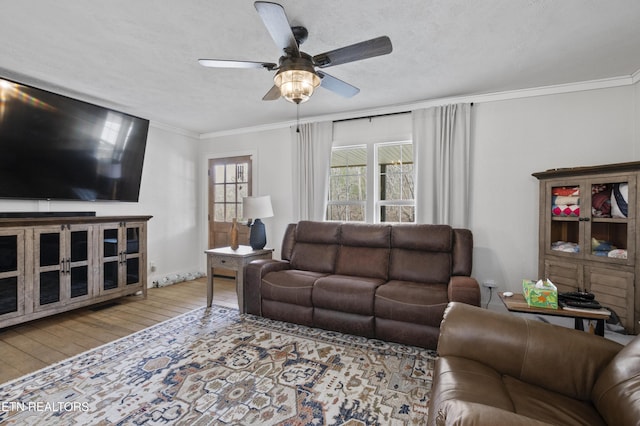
[292,121,334,221]
[412,103,471,227]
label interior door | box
[208,155,252,251]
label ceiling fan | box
[198,1,393,104]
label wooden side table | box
[205,245,273,313]
[499,292,611,336]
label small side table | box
[499,292,610,336]
[205,245,273,313]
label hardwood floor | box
[0,277,238,384]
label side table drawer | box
[210,255,243,270]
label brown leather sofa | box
[429,302,640,426]
[245,221,480,349]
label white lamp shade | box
[242,195,274,219]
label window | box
[210,156,251,222]
[377,142,415,222]
[327,141,414,223]
[327,146,367,221]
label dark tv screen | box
[0,77,149,202]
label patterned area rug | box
[0,305,436,425]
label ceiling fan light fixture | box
[274,67,320,104]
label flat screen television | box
[0,77,149,202]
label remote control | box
[560,291,595,301]
[563,300,602,309]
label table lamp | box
[243,195,274,250]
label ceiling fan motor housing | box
[274,53,320,104]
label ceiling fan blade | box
[198,59,277,70]
[262,85,281,101]
[254,1,300,56]
[317,71,360,98]
[313,36,392,68]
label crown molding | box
[200,73,640,140]
[150,121,200,139]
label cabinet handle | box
[221,259,226,264]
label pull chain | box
[296,103,300,133]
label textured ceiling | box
[1,0,640,135]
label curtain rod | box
[332,103,474,124]
[333,111,409,124]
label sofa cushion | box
[314,308,374,338]
[340,222,390,247]
[313,275,385,315]
[289,221,341,273]
[592,334,640,426]
[431,357,606,426]
[334,223,390,279]
[375,318,441,349]
[262,269,326,306]
[391,224,452,251]
[335,246,390,279]
[504,375,606,426]
[389,249,451,283]
[430,356,515,413]
[262,300,313,327]
[295,220,341,244]
[290,243,338,273]
[375,280,448,326]
[433,400,554,426]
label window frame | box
[327,139,414,223]
[374,140,415,223]
[326,145,368,222]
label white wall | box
[142,125,202,283]
[0,124,202,286]
[471,86,635,306]
[13,80,635,295]
[198,127,293,261]
[198,83,639,307]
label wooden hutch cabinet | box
[533,162,639,334]
[0,215,151,329]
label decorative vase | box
[230,218,239,250]
[249,218,267,250]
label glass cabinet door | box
[101,226,121,292]
[547,176,635,265]
[68,225,93,300]
[125,225,142,286]
[34,225,94,310]
[35,228,63,308]
[98,222,145,295]
[547,182,584,258]
[586,176,634,265]
[0,229,24,318]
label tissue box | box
[522,279,558,309]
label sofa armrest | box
[437,302,622,400]
[448,276,480,306]
[244,259,291,315]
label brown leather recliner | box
[429,302,640,425]
[245,221,480,349]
